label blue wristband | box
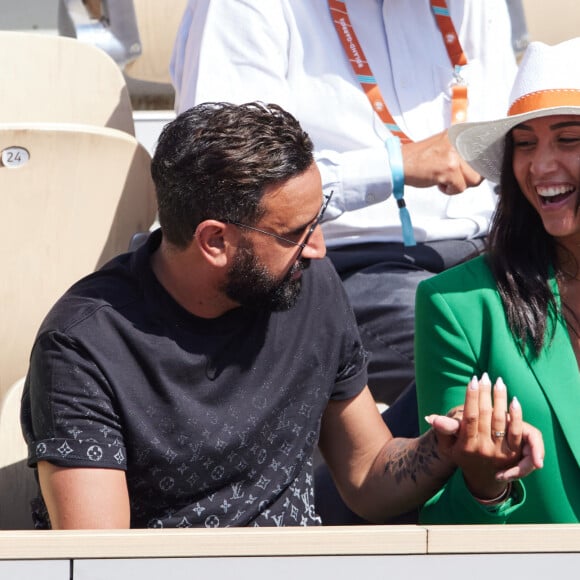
[385,136,416,247]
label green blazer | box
[415,255,580,524]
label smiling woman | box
[414,37,580,524]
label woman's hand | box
[426,373,544,501]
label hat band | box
[508,89,580,116]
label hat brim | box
[448,106,580,183]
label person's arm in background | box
[170,0,486,222]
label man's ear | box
[194,220,230,267]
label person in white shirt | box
[171,0,517,434]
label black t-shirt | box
[22,230,367,528]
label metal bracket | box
[58,0,142,68]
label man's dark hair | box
[151,101,315,248]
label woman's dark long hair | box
[487,133,559,355]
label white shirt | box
[171,0,517,246]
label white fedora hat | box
[449,37,580,183]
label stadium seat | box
[0,122,157,400]
[0,31,134,135]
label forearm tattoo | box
[383,430,445,485]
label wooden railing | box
[1,525,579,579]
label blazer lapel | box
[523,280,580,467]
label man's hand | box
[426,374,544,500]
[401,130,483,194]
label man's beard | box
[223,244,308,311]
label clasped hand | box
[426,373,544,501]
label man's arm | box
[319,387,454,522]
[37,461,130,529]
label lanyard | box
[328,0,468,143]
